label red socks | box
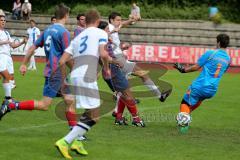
[9,100,35,110]
[116,96,139,119]
[123,98,138,117]
[116,97,126,119]
[66,111,77,127]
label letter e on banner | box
[132,45,142,61]
[145,45,154,61]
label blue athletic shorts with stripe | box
[43,76,62,98]
[104,64,129,92]
[183,85,216,107]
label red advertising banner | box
[126,44,240,66]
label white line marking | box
[0,121,65,133]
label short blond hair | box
[85,9,100,25]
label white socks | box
[28,56,37,70]
[3,83,12,97]
[64,122,90,144]
[143,79,162,98]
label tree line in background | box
[1,0,240,23]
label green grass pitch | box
[0,62,240,160]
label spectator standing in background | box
[12,0,22,20]
[73,13,86,38]
[129,2,141,24]
[209,1,222,24]
[21,0,32,21]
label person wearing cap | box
[0,9,5,16]
[21,0,32,20]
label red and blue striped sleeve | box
[62,31,70,50]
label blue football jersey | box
[34,23,70,77]
[192,49,231,91]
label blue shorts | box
[43,77,62,98]
[104,64,129,92]
[183,85,216,106]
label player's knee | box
[64,96,74,106]
[141,74,149,81]
[37,101,51,111]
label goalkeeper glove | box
[174,63,186,73]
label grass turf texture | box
[0,62,240,160]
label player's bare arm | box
[59,52,72,89]
[9,37,27,49]
[19,45,37,75]
[99,44,111,69]
[0,40,10,45]
[121,17,135,27]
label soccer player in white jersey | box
[25,19,40,70]
[108,12,171,117]
[0,15,26,109]
[55,9,116,159]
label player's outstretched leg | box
[159,89,172,102]
[132,65,171,102]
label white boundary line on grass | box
[0,121,65,133]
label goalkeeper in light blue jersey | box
[174,34,231,133]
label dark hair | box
[29,19,36,24]
[77,13,85,20]
[108,12,121,23]
[98,21,108,30]
[217,34,230,48]
[54,3,70,20]
[85,9,100,25]
[51,16,56,21]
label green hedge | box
[1,1,240,23]
[45,3,210,20]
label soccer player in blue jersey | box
[174,33,231,133]
[0,3,87,155]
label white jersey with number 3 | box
[66,27,107,58]
[65,27,108,109]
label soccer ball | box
[176,112,192,126]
